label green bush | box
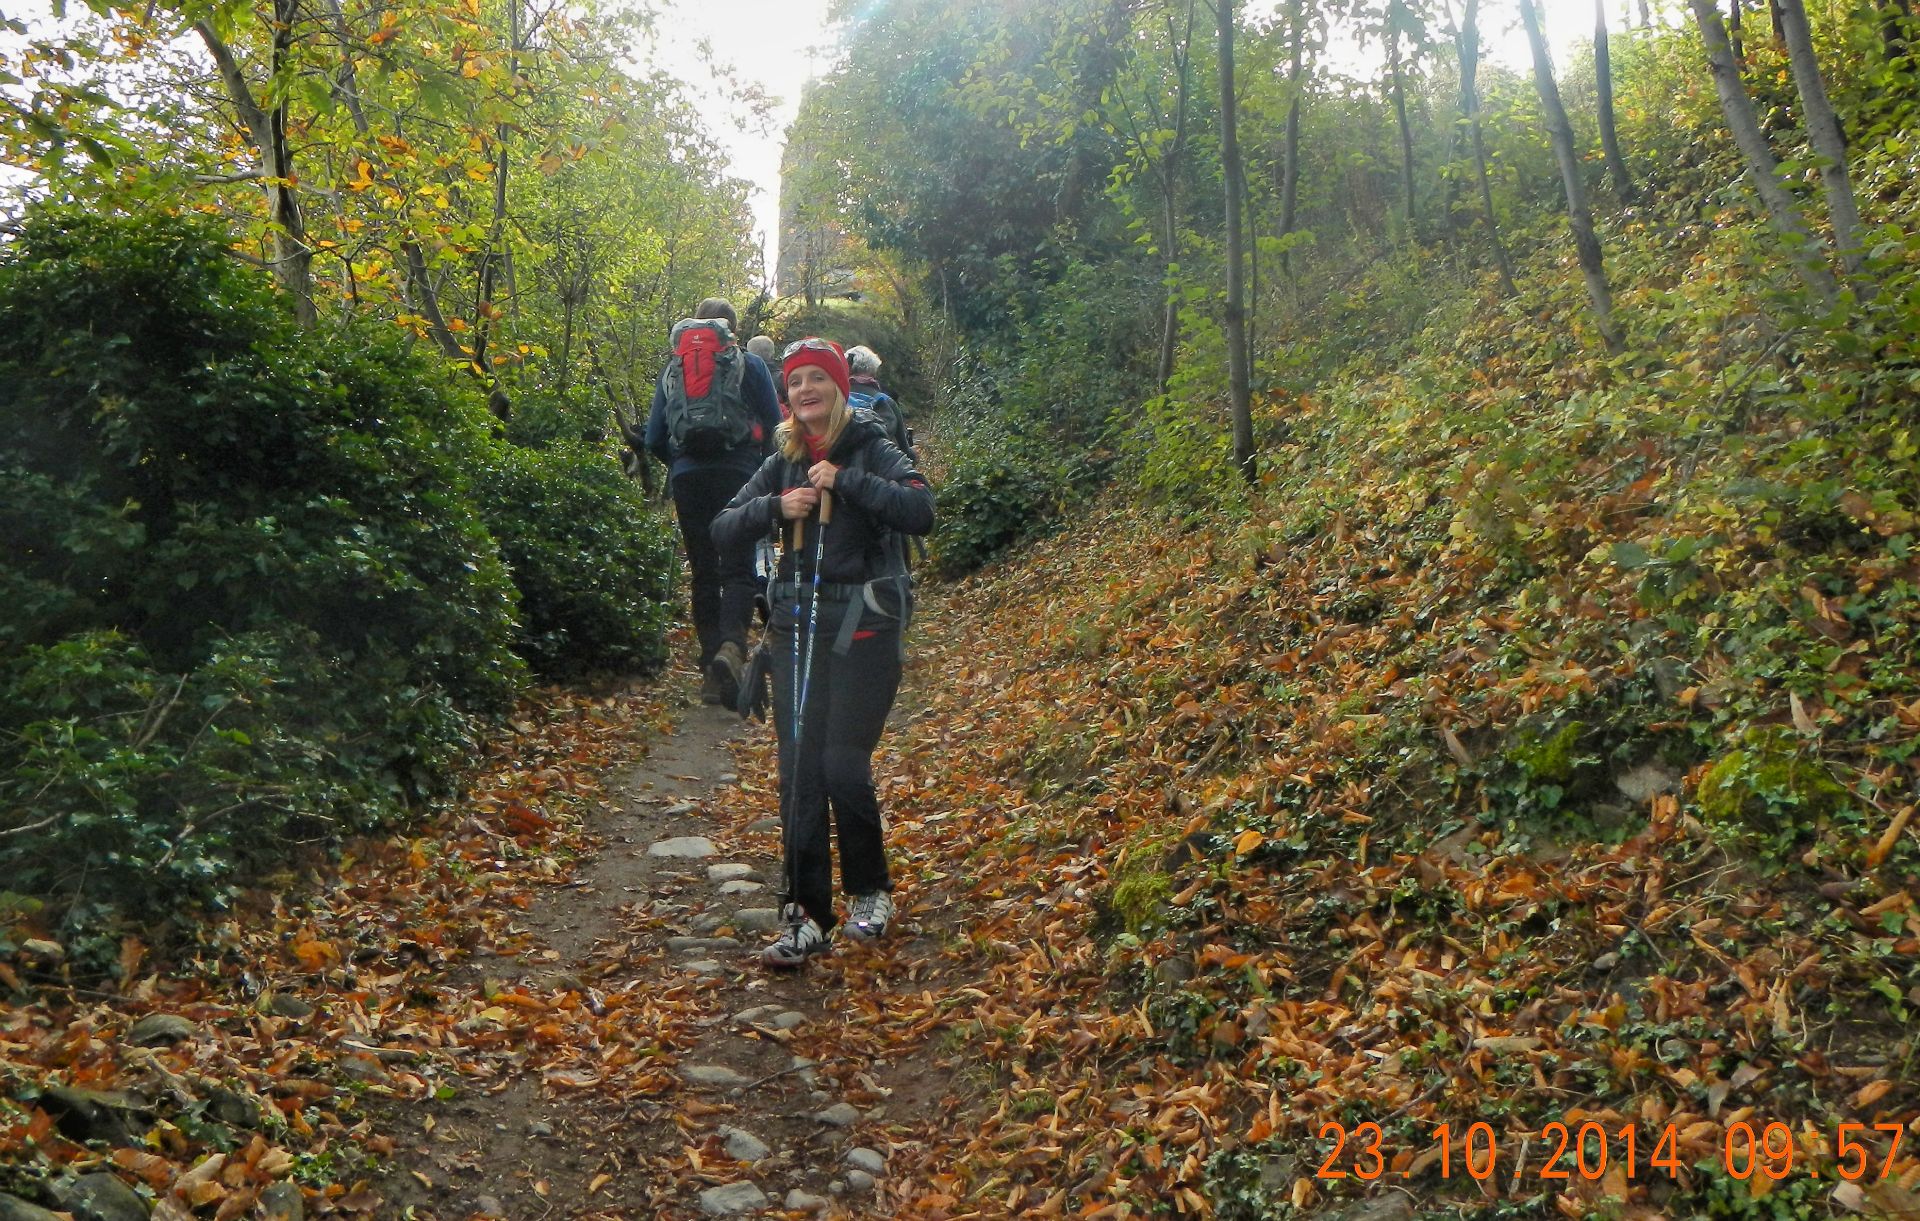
[928,421,1071,577]
[478,443,679,678]
[0,206,523,942]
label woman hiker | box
[711,338,933,967]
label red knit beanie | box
[780,338,851,403]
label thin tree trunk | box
[1388,13,1417,232]
[1880,0,1914,66]
[1158,0,1199,396]
[1278,0,1306,275]
[1595,0,1640,199]
[1774,0,1871,283]
[1685,0,1841,304]
[1518,0,1625,352]
[1460,0,1519,296]
[325,0,477,368]
[1729,0,1746,60]
[1218,0,1255,485]
[195,10,315,327]
[1639,0,1653,25]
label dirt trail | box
[375,671,953,1220]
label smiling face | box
[786,364,840,434]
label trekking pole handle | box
[818,489,832,526]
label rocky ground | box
[363,685,955,1219]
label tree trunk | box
[1595,0,1640,199]
[196,8,315,327]
[1729,0,1746,60]
[1387,9,1417,233]
[1218,0,1255,485]
[325,0,482,371]
[1278,0,1306,276]
[1685,0,1841,304]
[1774,0,1871,282]
[1518,0,1625,352]
[1459,0,1519,297]
[1158,0,1199,397]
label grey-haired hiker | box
[711,338,933,967]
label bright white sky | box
[636,0,837,288]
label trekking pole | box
[781,490,832,945]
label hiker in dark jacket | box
[844,345,911,456]
[644,298,783,704]
[712,338,933,967]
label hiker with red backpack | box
[711,339,933,967]
[643,298,783,705]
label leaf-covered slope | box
[854,214,1920,1214]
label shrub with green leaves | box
[477,443,678,678]
[0,206,523,942]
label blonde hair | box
[776,384,850,462]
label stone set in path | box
[649,834,891,1216]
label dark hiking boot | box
[709,641,746,709]
[699,666,726,705]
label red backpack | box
[661,318,755,457]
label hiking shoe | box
[698,666,726,705]
[844,891,894,941]
[762,911,831,968]
[709,641,745,708]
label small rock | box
[265,993,315,1020]
[844,1147,886,1176]
[683,959,727,976]
[745,818,781,834]
[809,1090,831,1104]
[733,908,780,932]
[648,836,717,859]
[783,1189,828,1213]
[718,881,765,896]
[1153,958,1195,986]
[258,1181,304,1221]
[126,1014,197,1047]
[719,773,740,784]
[40,1085,147,1146]
[335,1053,389,1084]
[0,1195,63,1221]
[734,1005,777,1025]
[1332,1197,1414,1221]
[664,802,701,817]
[708,863,759,883]
[697,1181,768,1215]
[691,914,727,935]
[815,1102,861,1128]
[667,936,741,953]
[845,1169,875,1193]
[204,1085,262,1129]
[770,1011,806,1030]
[1592,952,1621,972]
[55,1173,148,1221]
[1615,761,1681,805]
[473,1196,506,1218]
[827,1180,846,1197]
[528,1120,554,1138]
[682,1065,750,1089]
[720,1125,771,1162]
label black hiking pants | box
[770,611,900,931]
[671,466,757,669]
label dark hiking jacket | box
[711,413,932,597]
